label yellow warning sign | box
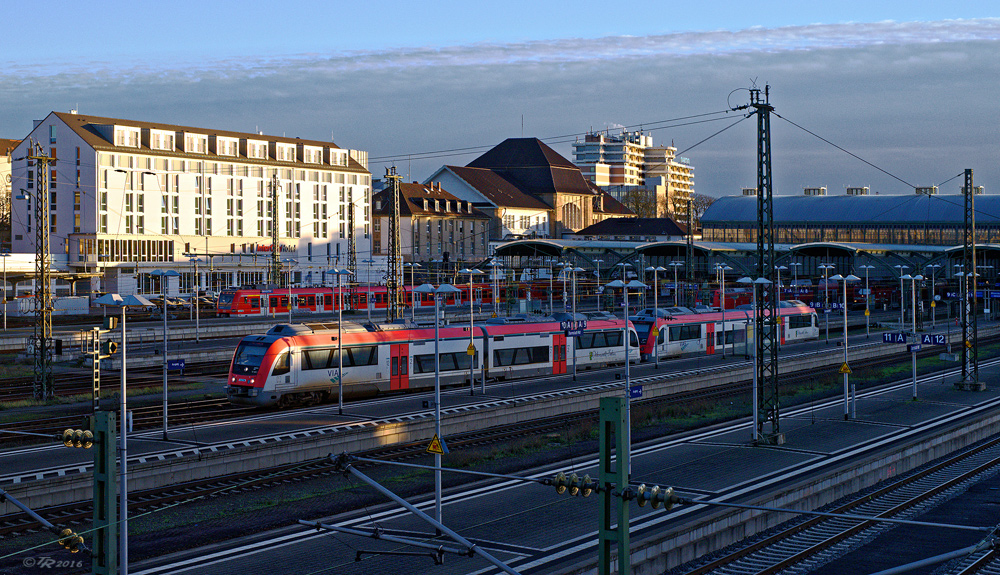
[651,328,659,338]
[838,362,852,374]
[966,340,973,349]
[427,434,448,455]
[931,301,936,308]
[467,343,476,356]
[864,309,870,316]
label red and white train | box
[633,301,819,361]
[226,317,640,408]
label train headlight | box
[249,378,255,384]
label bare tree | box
[619,188,657,218]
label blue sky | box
[4,3,1000,197]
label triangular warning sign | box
[427,434,448,455]
[839,362,852,374]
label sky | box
[3,2,1000,198]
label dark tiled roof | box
[372,182,490,219]
[49,112,369,173]
[577,217,686,237]
[466,138,595,197]
[446,166,552,210]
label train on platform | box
[708,283,896,311]
[631,301,819,361]
[226,316,639,407]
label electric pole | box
[959,168,981,390]
[347,201,357,278]
[385,167,402,321]
[269,173,282,287]
[26,141,54,399]
[685,198,694,308]
[734,85,783,443]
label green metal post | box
[599,397,630,575]
[90,411,117,575]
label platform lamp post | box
[790,262,802,290]
[487,260,503,316]
[909,274,924,400]
[646,266,667,367]
[859,265,875,338]
[459,268,484,394]
[150,269,180,441]
[604,278,646,477]
[927,264,941,328]
[669,261,683,307]
[775,265,787,304]
[545,258,556,314]
[559,262,570,312]
[185,255,203,342]
[894,265,909,327]
[715,264,732,358]
[413,282,462,528]
[593,259,604,311]
[404,262,422,322]
[282,257,297,323]
[830,274,860,419]
[326,268,352,415]
[819,264,835,343]
[361,258,375,324]
[95,292,153,575]
[571,266,586,379]
[1,250,8,331]
[614,263,633,316]
[736,276,771,443]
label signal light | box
[57,528,85,552]
[102,317,118,331]
[100,341,118,356]
[59,429,94,449]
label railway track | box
[678,434,1000,575]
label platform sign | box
[261,289,272,294]
[991,291,1000,298]
[908,344,922,353]
[628,385,643,399]
[167,359,186,371]
[920,334,947,346]
[560,319,587,333]
[566,329,584,337]
[883,332,907,344]
[858,288,871,295]
[426,434,448,455]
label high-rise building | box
[572,131,695,218]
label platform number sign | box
[883,332,907,344]
[920,334,947,346]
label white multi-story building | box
[9,112,371,295]
[572,130,695,218]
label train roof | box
[630,303,813,325]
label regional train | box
[631,301,819,361]
[226,316,639,408]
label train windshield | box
[218,291,236,309]
[232,341,269,375]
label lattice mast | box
[961,168,979,386]
[28,141,54,399]
[385,167,403,321]
[347,202,357,278]
[269,173,283,287]
[686,198,694,308]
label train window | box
[577,333,595,349]
[250,297,260,309]
[304,348,332,370]
[271,296,278,308]
[630,332,639,347]
[669,325,700,341]
[493,349,515,366]
[605,330,623,347]
[271,352,290,376]
[391,357,398,376]
[788,315,812,329]
[232,341,269,375]
[439,354,458,371]
[325,294,332,307]
[348,346,377,366]
[413,353,475,373]
[400,357,408,375]
[658,330,666,345]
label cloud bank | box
[2,19,998,198]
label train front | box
[226,334,287,407]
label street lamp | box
[361,258,375,323]
[404,262,422,322]
[0,250,9,331]
[571,266,585,379]
[819,264,835,343]
[327,269,352,414]
[412,282,462,527]
[283,257,297,323]
[895,265,909,327]
[94,292,154,575]
[736,276,771,443]
[789,262,802,289]
[186,255,203,342]
[669,261,684,307]
[646,265,667,368]
[593,259,604,311]
[149,269,180,440]
[830,274,860,419]
[604,278,646,477]
[927,264,941,328]
[860,265,875,338]
[459,268,485,394]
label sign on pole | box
[427,434,448,455]
[882,332,906,344]
[920,334,947,346]
[628,385,643,399]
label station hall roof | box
[702,194,1000,225]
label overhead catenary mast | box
[385,167,403,321]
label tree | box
[668,193,716,229]
[619,188,657,218]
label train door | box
[390,344,410,390]
[553,333,566,374]
[706,323,715,355]
[779,316,786,345]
